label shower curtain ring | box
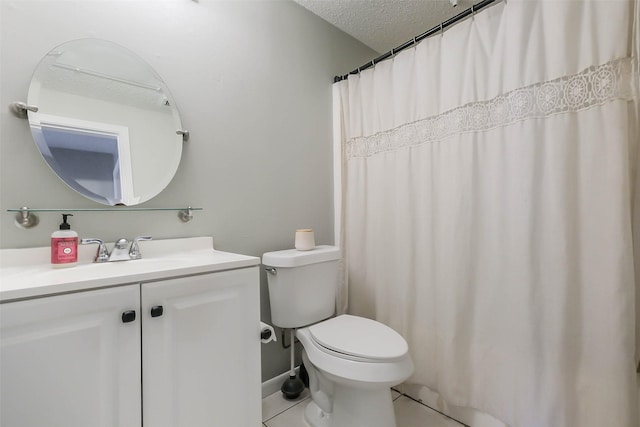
[440,23,444,36]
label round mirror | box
[26,38,183,206]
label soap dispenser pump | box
[51,214,78,267]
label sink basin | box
[0,237,259,302]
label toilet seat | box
[296,316,414,387]
[308,315,408,362]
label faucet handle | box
[129,236,152,260]
[81,238,109,263]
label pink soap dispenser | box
[51,214,78,267]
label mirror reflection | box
[27,38,183,206]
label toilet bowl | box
[262,246,414,427]
[296,315,413,427]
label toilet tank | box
[262,246,341,329]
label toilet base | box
[303,383,397,427]
[304,400,331,427]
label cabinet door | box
[0,285,141,427]
[142,267,260,427]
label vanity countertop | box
[0,237,259,302]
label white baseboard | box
[262,366,300,398]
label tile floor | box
[262,388,468,427]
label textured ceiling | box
[292,0,476,54]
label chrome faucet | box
[81,236,152,263]
[80,238,110,263]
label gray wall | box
[0,0,376,382]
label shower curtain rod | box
[333,0,497,83]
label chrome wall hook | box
[10,102,39,118]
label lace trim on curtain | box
[347,57,638,159]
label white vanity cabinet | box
[0,251,261,427]
[142,267,261,427]
[0,284,142,427]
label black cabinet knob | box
[150,305,164,318]
[121,310,136,323]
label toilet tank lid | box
[262,245,341,267]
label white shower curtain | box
[333,1,639,426]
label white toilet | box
[262,246,413,427]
